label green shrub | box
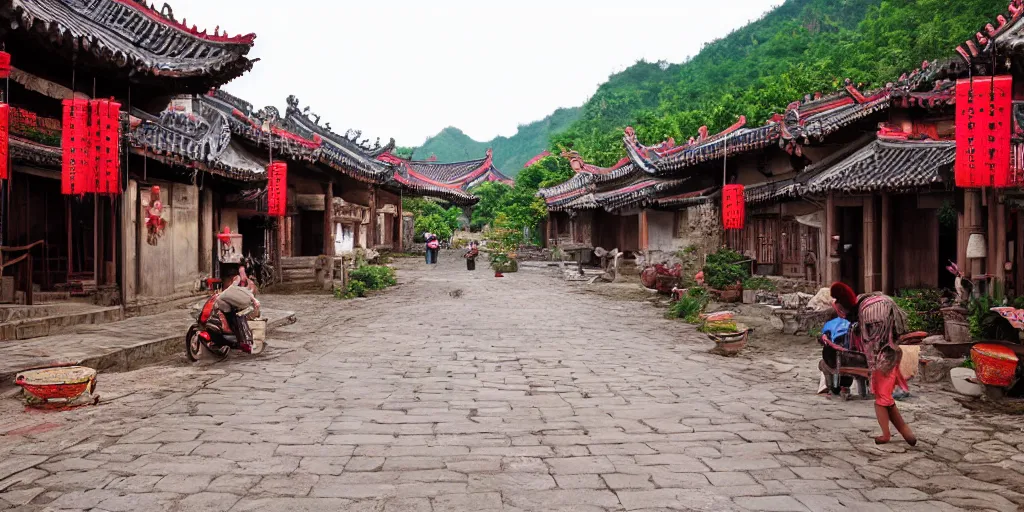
[703,249,749,290]
[743,276,776,291]
[699,320,739,334]
[667,287,709,324]
[349,265,397,291]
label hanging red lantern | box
[266,161,287,217]
[61,99,94,195]
[0,103,9,180]
[0,51,11,79]
[722,184,745,230]
[955,75,1013,188]
[90,99,121,194]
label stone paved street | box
[1,254,1024,511]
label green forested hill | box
[415,0,1006,172]
[552,0,1007,165]
[412,107,581,176]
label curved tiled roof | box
[803,139,954,195]
[201,90,320,163]
[129,101,266,181]
[282,96,395,184]
[396,149,513,190]
[4,0,256,90]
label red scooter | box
[186,287,262,361]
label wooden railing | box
[1,240,43,305]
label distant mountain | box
[413,107,581,177]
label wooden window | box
[673,210,688,238]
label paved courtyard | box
[1,254,1023,511]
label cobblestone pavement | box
[1,254,1024,511]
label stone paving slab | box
[0,255,1022,511]
[0,305,296,387]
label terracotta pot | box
[718,289,741,303]
[707,330,748,356]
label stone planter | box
[941,306,970,344]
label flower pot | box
[707,330,748,356]
[940,306,970,344]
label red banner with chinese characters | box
[0,104,9,180]
[267,161,287,217]
[61,99,94,195]
[722,184,745,230]
[955,75,1013,188]
[91,99,121,194]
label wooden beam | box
[995,194,1007,294]
[368,185,378,249]
[825,193,839,285]
[639,210,649,251]
[881,192,891,295]
[863,195,879,293]
[323,182,334,256]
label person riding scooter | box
[197,268,261,353]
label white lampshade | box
[967,233,988,259]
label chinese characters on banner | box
[267,162,288,217]
[0,104,9,180]
[92,99,122,195]
[955,75,1013,188]
[722,184,745,230]
[61,99,122,195]
[61,99,93,195]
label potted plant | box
[742,276,776,304]
[698,312,749,356]
[703,249,749,303]
[486,224,522,276]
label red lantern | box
[91,99,121,194]
[955,76,1013,188]
[0,52,11,79]
[62,99,94,195]
[266,161,287,217]
[722,184,745,230]
[0,103,8,180]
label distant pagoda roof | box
[381,149,512,191]
[201,90,321,163]
[1,0,257,90]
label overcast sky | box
[169,0,781,147]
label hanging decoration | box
[61,99,94,195]
[145,186,167,246]
[955,75,1013,188]
[61,98,122,195]
[0,51,11,79]
[0,103,9,180]
[722,184,745,230]
[267,161,287,217]
[91,99,122,194]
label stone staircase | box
[0,303,124,341]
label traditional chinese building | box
[0,0,257,309]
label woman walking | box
[464,241,479,271]
[426,233,440,265]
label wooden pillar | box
[825,193,839,285]
[372,185,380,248]
[323,181,334,256]
[639,210,649,251]
[881,193,891,294]
[863,195,879,293]
[396,199,404,253]
[995,194,1007,294]
[547,214,554,248]
[961,189,984,278]
[121,180,138,303]
[1017,210,1024,297]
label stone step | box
[0,305,124,341]
[0,306,298,391]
